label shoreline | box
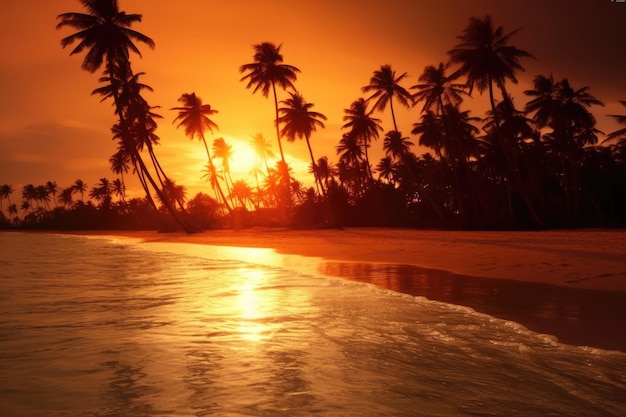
[65,227,626,351]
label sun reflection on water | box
[237,266,272,342]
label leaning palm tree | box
[362,65,413,132]
[240,42,300,165]
[171,92,232,213]
[58,0,194,232]
[277,92,328,197]
[342,98,383,181]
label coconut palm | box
[72,179,87,202]
[57,0,155,74]
[342,98,383,181]
[361,65,413,132]
[449,15,538,225]
[525,75,603,222]
[240,42,300,164]
[109,150,130,196]
[58,0,194,232]
[448,15,533,110]
[250,133,276,174]
[212,137,235,192]
[171,92,232,213]
[59,187,75,208]
[0,185,13,215]
[277,92,328,196]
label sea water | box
[0,232,625,417]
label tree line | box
[2,1,625,231]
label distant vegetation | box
[2,2,625,231]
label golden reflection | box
[237,266,271,342]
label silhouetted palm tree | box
[72,179,87,202]
[0,185,13,215]
[362,65,413,131]
[57,0,155,74]
[525,75,603,222]
[171,92,232,213]
[212,137,235,192]
[605,101,626,162]
[109,150,130,196]
[342,98,383,181]
[449,15,537,225]
[250,133,276,174]
[448,15,532,110]
[277,92,328,196]
[58,0,194,232]
[60,187,75,208]
[240,42,300,164]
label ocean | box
[1,232,625,416]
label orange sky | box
[1,0,625,200]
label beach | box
[3,230,626,415]
[102,227,626,292]
[89,227,626,351]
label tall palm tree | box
[0,185,13,215]
[525,75,603,223]
[448,15,533,111]
[72,179,86,202]
[59,187,75,208]
[240,42,300,164]
[342,98,383,181]
[212,137,235,191]
[109,150,130,196]
[449,15,538,225]
[250,132,276,174]
[171,92,232,213]
[362,65,413,132]
[45,181,59,208]
[57,0,155,74]
[58,0,194,232]
[277,92,328,196]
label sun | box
[226,135,264,180]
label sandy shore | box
[77,227,626,351]
[98,227,626,292]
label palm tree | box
[361,65,413,132]
[45,181,59,208]
[171,92,232,213]
[58,0,194,232]
[109,150,130,195]
[0,185,13,215]
[605,100,626,160]
[59,187,75,208]
[212,137,235,191]
[277,92,328,196]
[72,179,87,202]
[448,15,533,111]
[525,75,604,223]
[342,98,383,181]
[250,132,276,174]
[240,42,300,164]
[57,0,155,74]
[449,15,538,225]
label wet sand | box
[78,227,626,351]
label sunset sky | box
[1,0,625,200]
